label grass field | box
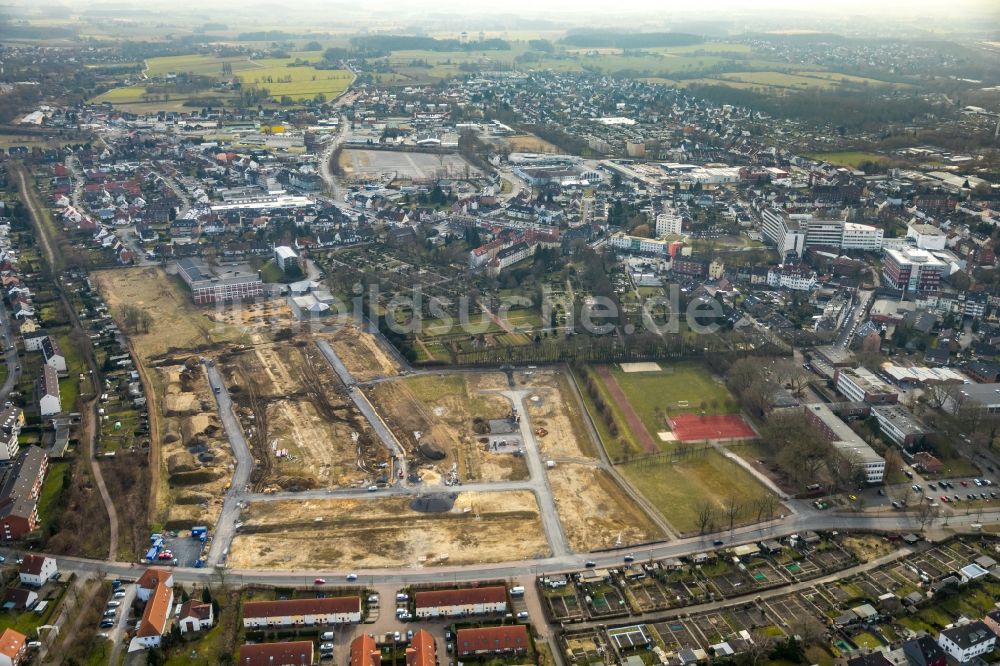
[804,151,896,168]
[237,65,353,101]
[144,54,260,77]
[610,363,736,434]
[620,450,779,535]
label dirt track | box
[595,365,658,453]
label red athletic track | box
[668,413,756,442]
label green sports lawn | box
[609,362,736,434]
[620,449,779,535]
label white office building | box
[655,211,683,237]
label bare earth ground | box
[223,341,383,490]
[548,465,663,551]
[228,491,549,569]
[93,267,241,359]
[155,363,233,528]
[520,369,597,460]
[502,134,562,154]
[319,324,400,381]
[367,373,528,482]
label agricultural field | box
[620,449,780,535]
[144,54,260,77]
[228,491,549,568]
[366,372,526,482]
[221,340,385,490]
[237,65,353,101]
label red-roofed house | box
[0,628,25,666]
[414,586,507,618]
[128,568,173,652]
[18,554,56,587]
[242,596,362,628]
[136,568,173,601]
[238,641,314,666]
[350,634,381,666]
[178,599,214,634]
[456,625,530,658]
[405,629,436,666]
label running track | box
[595,365,658,454]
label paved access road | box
[205,363,253,567]
[315,339,408,483]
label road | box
[500,389,569,557]
[204,363,254,567]
[0,292,21,401]
[836,289,873,348]
[14,163,119,559]
[315,340,408,483]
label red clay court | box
[668,413,756,442]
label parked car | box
[314,578,326,585]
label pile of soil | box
[410,493,457,513]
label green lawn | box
[620,449,780,535]
[237,64,352,102]
[803,151,895,169]
[145,54,261,77]
[37,461,69,536]
[609,362,736,434]
[164,620,229,665]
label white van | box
[320,631,335,641]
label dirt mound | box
[167,452,197,475]
[169,469,223,486]
[163,431,180,444]
[409,493,457,513]
[175,493,211,505]
[274,476,318,492]
[181,414,214,444]
[163,393,200,416]
[418,441,447,460]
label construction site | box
[365,372,529,484]
[219,339,388,491]
[318,324,402,382]
[227,491,550,569]
[155,360,234,529]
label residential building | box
[239,641,315,666]
[608,232,669,257]
[882,247,946,292]
[17,555,56,587]
[274,245,298,271]
[804,403,885,483]
[406,629,437,666]
[0,406,22,462]
[937,622,996,663]
[350,634,381,666]
[242,596,362,628]
[414,586,508,618]
[871,405,929,446]
[0,447,48,540]
[38,366,60,416]
[708,259,725,280]
[834,367,898,405]
[655,211,682,237]
[912,451,944,474]
[456,625,530,658]
[129,568,173,652]
[0,628,25,666]
[2,588,36,611]
[766,266,817,291]
[902,635,946,666]
[983,609,1000,637]
[40,336,66,374]
[177,600,214,633]
[136,568,174,601]
[176,258,263,305]
[20,331,47,353]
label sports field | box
[620,450,780,535]
[609,362,736,431]
[668,413,756,442]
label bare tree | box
[725,496,741,535]
[696,501,717,535]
